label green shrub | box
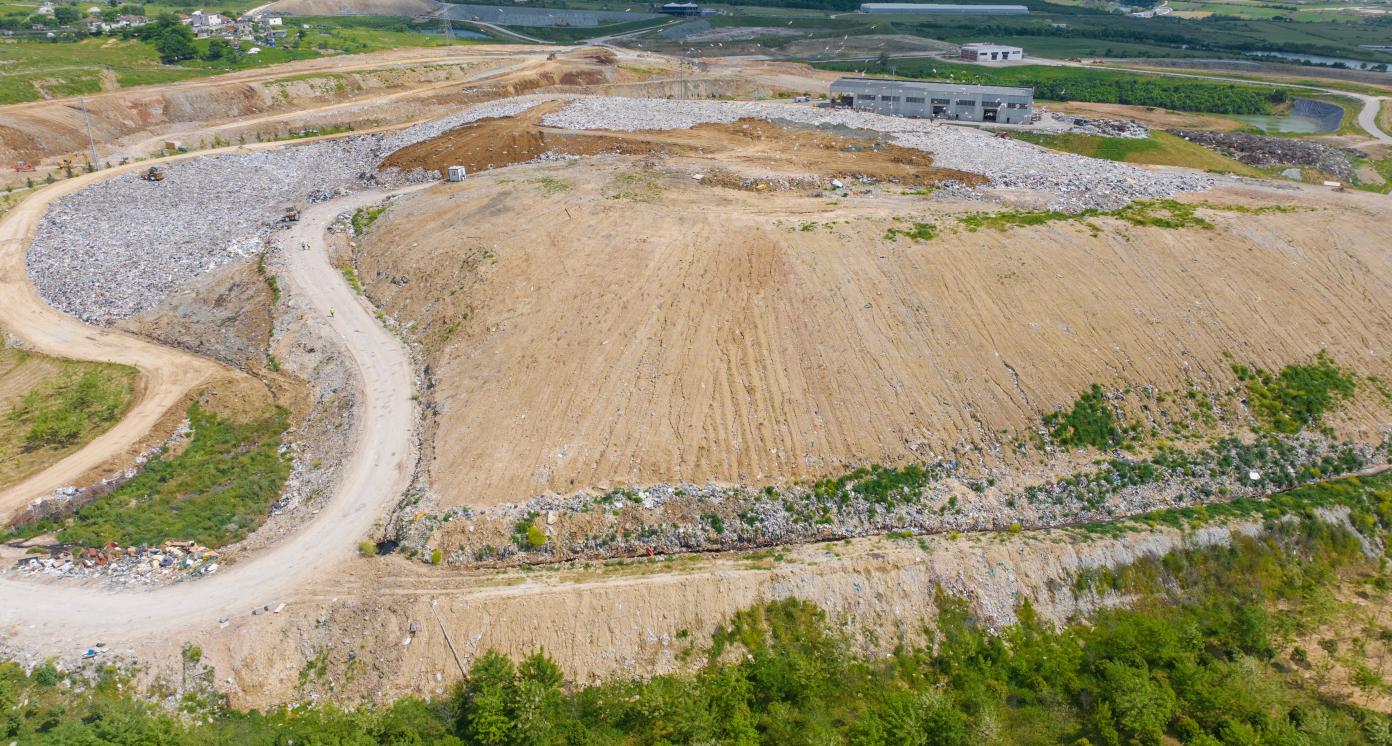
[1232,352,1357,433]
[526,524,548,548]
[1044,384,1126,449]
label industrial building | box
[858,3,1029,14]
[656,2,704,15]
[960,42,1024,61]
[829,77,1034,124]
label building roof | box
[859,3,1029,12]
[831,76,1033,97]
[961,42,1023,52]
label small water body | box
[1245,51,1389,70]
[1228,113,1328,133]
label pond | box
[1228,113,1329,134]
[1245,51,1390,71]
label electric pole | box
[79,95,99,169]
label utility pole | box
[79,95,99,169]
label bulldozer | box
[140,166,165,182]
[282,206,300,223]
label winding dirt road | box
[0,190,420,656]
[0,166,224,520]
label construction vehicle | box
[994,131,1012,139]
[140,166,165,182]
[282,206,300,223]
[14,160,36,172]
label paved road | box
[0,190,421,656]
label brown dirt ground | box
[380,102,985,185]
[352,153,1392,510]
[1048,101,1249,131]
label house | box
[188,10,226,37]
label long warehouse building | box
[858,3,1030,14]
[829,77,1034,123]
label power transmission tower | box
[79,95,99,169]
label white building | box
[188,10,227,36]
[960,42,1024,62]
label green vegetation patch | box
[350,205,388,235]
[883,221,936,242]
[959,199,1222,234]
[56,403,291,548]
[1013,130,1265,176]
[811,463,942,509]
[1233,351,1357,434]
[0,351,136,486]
[6,364,134,452]
[1043,383,1130,449]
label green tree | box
[456,651,516,745]
[155,24,196,63]
[1097,662,1176,745]
[203,37,229,61]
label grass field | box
[1010,130,1266,175]
[0,347,137,489]
[0,17,487,105]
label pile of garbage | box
[1168,128,1355,180]
[16,540,220,585]
[1067,117,1150,139]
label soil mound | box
[379,103,985,185]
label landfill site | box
[1,43,1391,707]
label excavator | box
[140,166,165,182]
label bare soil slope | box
[355,155,1392,509]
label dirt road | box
[0,167,223,519]
[0,189,420,654]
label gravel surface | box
[26,98,544,326]
[542,97,1213,210]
